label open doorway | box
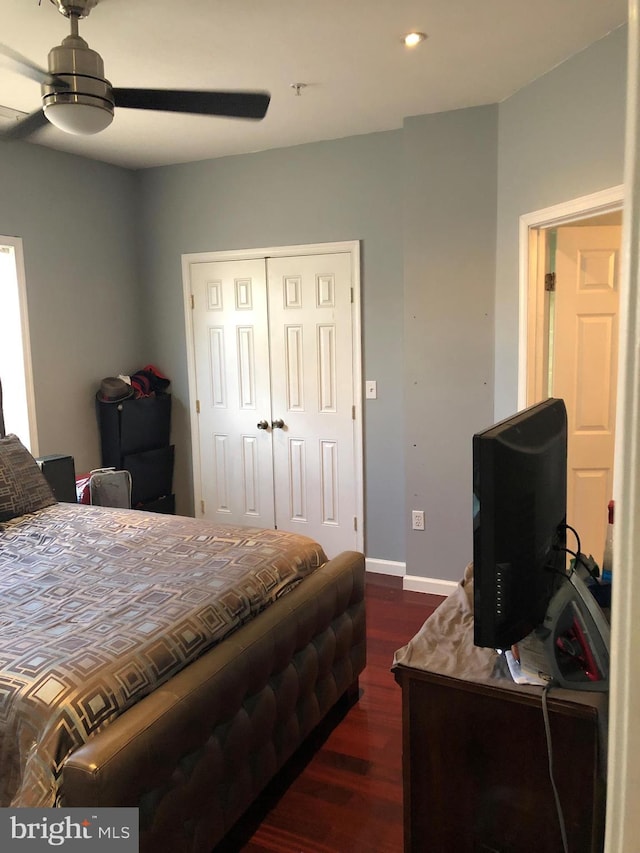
[519,187,623,567]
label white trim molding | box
[403,574,458,597]
[605,1,640,848]
[365,557,456,596]
[365,558,406,577]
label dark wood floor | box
[217,574,444,853]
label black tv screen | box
[473,398,568,650]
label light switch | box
[365,380,377,399]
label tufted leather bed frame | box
[0,380,366,851]
[59,550,366,851]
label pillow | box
[0,434,56,522]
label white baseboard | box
[403,574,458,597]
[365,557,406,577]
[365,558,457,597]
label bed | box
[0,414,366,851]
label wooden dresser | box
[394,664,606,853]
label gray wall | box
[0,24,626,580]
[137,131,405,561]
[0,141,143,474]
[137,23,626,579]
[403,106,497,581]
[139,106,498,581]
[494,25,627,419]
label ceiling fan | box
[0,0,270,140]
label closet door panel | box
[190,258,275,528]
[267,252,357,557]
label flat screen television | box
[473,398,568,650]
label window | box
[0,237,36,451]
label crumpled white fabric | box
[392,562,500,681]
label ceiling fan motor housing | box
[50,0,99,20]
[42,34,114,133]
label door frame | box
[181,239,364,553]
[518,184,624,409]
[519,185,633,851]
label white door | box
[553,225,621,564]
[190,258,276,527]
[187,248,360,558]
[267,253,357,556]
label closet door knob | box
[257,420,269,430]
[271,419,285,430]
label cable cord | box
[559,545,600,583]
[564,523,582,557]
[541,684,569,853]
[560,524,601,583]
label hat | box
[97,377,134,403]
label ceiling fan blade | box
[0,108,48,141]
[112,88,270,120]
[0,43,60,86]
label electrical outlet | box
[411,510,425,531]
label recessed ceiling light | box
[403,32,427,48]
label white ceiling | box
[0,0,628,171]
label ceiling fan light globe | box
[44,101,113,134]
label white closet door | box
[190,258,276,527]
[267,252,357,556]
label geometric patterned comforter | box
[0,503,327,807]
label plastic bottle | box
[601,499,614,584]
